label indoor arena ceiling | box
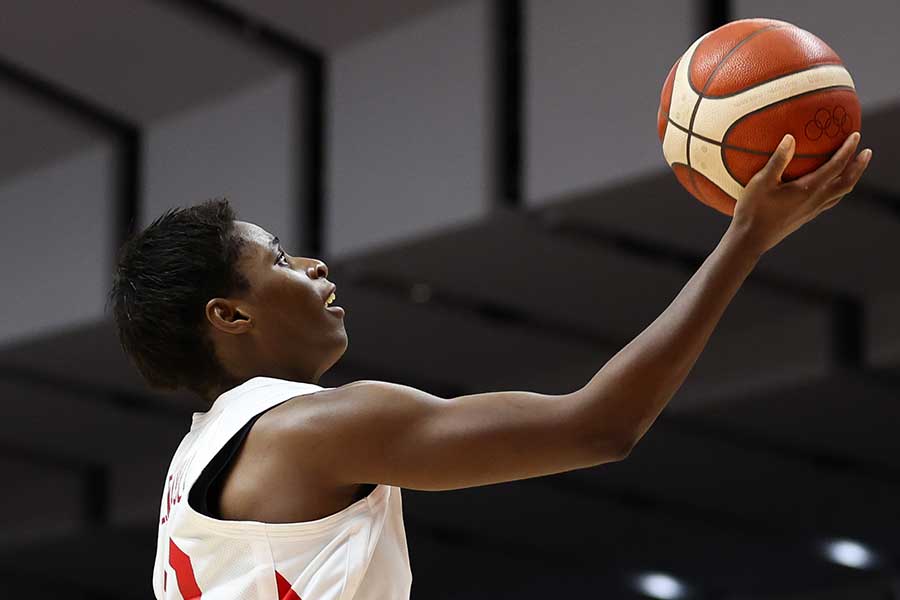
[1,1,899,598]
[0,0,461,182]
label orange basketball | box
[657,19,861,215]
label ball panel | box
[693,168,738,215]
[692,65,855,142]
[722,150,767,187]
[781,156,831,182]
[662,39,706,172]
[658,58,679,142]
[689,19,786,93]
[722,149,826,186]
[667,36,705,131]
[723,87,860,170]
[690,135,745,200]
[705,26,842,97]
[673,164,737,215]
[671,162,699,197]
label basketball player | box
[110,132,869,599]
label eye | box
[275,250,290,266]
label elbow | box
[590,430,639,463]
[611,434,638,461]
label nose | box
[306,259,328,279]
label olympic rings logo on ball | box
[805,105,852,141]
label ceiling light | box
[822,539,879,570]
[634,572,688,600]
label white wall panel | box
[0,85,104,183]
[0,145,115,346]
[143,71,303,252]
[328,0,493,257]
[735,0,900,109]
[525,0,698,204]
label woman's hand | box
[729,131,872,256]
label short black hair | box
[109,199,249,395]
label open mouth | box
[325,291,336,307]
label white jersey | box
[152,376,413,600]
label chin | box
[323,334,349,373]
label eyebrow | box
[267,236,283,263]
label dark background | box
[1,1,899,598]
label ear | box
[205,298,253,335]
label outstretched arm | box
[585,132,870,449]
[268,133,870,492]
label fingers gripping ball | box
[657,18,861,215]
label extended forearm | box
[576,225,761,448]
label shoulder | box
[250,380,445,475]
[250,380,392,454]
[260,380,381,427]
[262,380,443,435]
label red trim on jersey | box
[169,538,203,599]
[275,570,303,600]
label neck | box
[200,375,246,407]
[200,367,323,406]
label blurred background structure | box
[1,0,899,598]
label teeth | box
[325,292,336,306]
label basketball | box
[657,19,861,215]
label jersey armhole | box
[187,406,273,519]
[186,393,379,526]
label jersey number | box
[168,538,303,600]
[169,538,202,599]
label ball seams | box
[686,25,785,204]
[664,114,836,158]
[717,85,855,148]
[701,62,847,99]
[686,24,787,98]
[662,19,859,214]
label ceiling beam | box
[154,0,327,256]
[493,0,524,210]
[0,56,141,269]
[703,0,731,32]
